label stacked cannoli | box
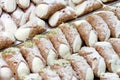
[68,54,94,80]
[94,42,120,75]
[79,47,106,77]
[47,28,71,59]
[51,59,78,80]
[2,47,30,80]
[49,6,77,27]
[86,14,110,41]
[94,11,120,38]
[59,23,82,53]
[0,54,14,80]
[33,35,58,65]
[15,17,46,41]
[72,20,98,46]
[75,0,103,17]
[19,40,46,73]
[35,0,66,19]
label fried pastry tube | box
[0,13,17,34]
[0,0,16,13]
[0,54,14,80]
[108,38,120,57]
[49,6,77,27]
[39,66,61,80]
[100,73,120,80]
[86,14,110,41]
[47,28,71,59]
[75,0,103,17]
[2,47,30,80]
[79,47,106,77]
[19,40,46,73]
[95,11,120,38]
[15,17,46,41]
[94,42,120,75]
[24,73,42,80]
[33,35,58,65]
[68,54,94,80]
[59,23,82,53]
[51,59,78,80]
[35,0,66,19]
[0,31,15,49]
[16,0,30,9]
[72,20,98,46]
[103,5,120,20]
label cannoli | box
[108,38,120,57]
[0,31,15,49]
[68,54,94,80]
[24,73,42,80]
[59,23,82,53]
[103,5,120,20]
[75,0,102,17]
[95,11,120,38]
[72,20,98,46]
[11,8,24,27]
[94,42,120,75]
[79,47,106,77]
[86,14,110,41]
[47,28,71,59]
[19,40,46,73]
[39,66,61,80]
[51,59,78,80]
[33,35,58,65]
[15,17,46,41]
[0,54,14,80]
[0,0,16,13]
[35,0,66,19]
[100,73,120,80]
[16,0,30,9]
[2,47,30,80]
[0,13,17,34]
[49,6,77,27]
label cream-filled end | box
[15,28,30,41]
[86,68,94,80]
[49,12,60,27]
[35,4,49,18]
[88,30,97,46]
[18,0,30,9]
[32,57,45,73]
[97,58,106,77]
[17,62,30,80]
[0,67,13,80]
[3,32,15,42]
[47,49,56,65]
[73,35,82,52]
[110,55,120,73]
[59,44,71,59]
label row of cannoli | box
[1,36,120,80]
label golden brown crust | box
[108,38,120,57]
[86,14,110,41]
[2,48,28,80]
